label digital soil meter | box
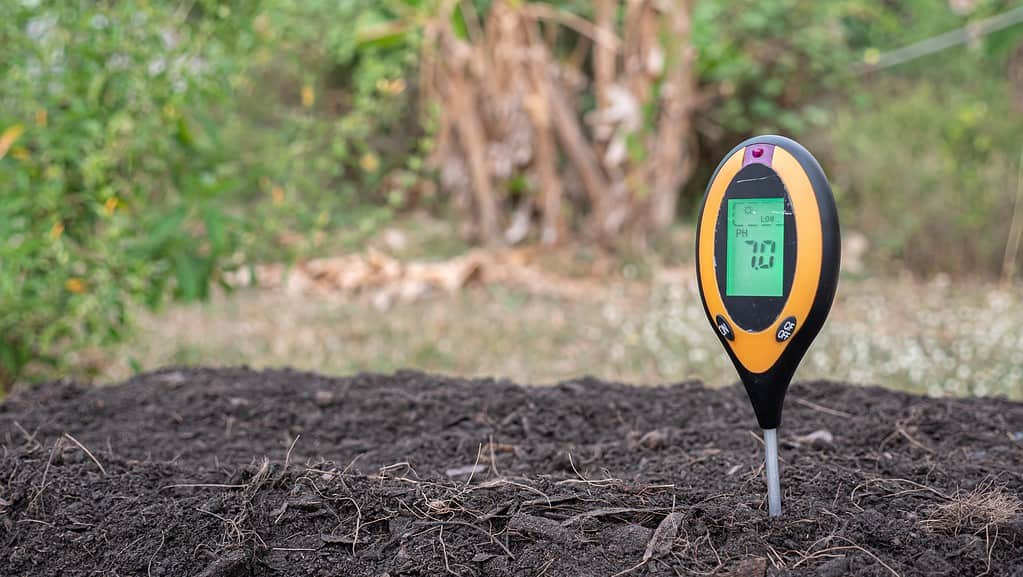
[695,135,840,517]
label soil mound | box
[1,368,1021,576]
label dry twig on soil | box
[147,531,165,577]
[792,540,901,577]
[27,436,63,511]
[850,477,951,504]
[793,398,854,419]
[610,511,685,577]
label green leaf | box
[202,204,229,254]
[173,254,204,301]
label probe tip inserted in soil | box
[764,427,782,517]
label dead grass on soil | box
[923,483,1022,536]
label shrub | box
[0,1,250,389]
[829,73,1022,275]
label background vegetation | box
[2,0,1022,389]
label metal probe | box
[763,428,781,517]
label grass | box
[102,261,1023,400]
[923,483,1023,535]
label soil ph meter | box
[695,135,840,517]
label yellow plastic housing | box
[697,147,824,374]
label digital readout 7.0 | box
[726,198,785,297]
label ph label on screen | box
[726,198,785,297]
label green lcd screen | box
[726,198,785,297]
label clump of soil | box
[1,368,1021,576]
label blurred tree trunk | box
[523,36,566,245]
[650,0,696,229]
[594,0,616,134]
[450,65,500,244]
[1009,42,1023,113]
[548,75,614,236]
[422,0,699,245]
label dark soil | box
[1,368,1021,576]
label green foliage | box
[0,0,250,387]
[822,0,1023,274]
[691,0,1019,137]
[218,0,423,261]
[841,0,1012,52]
[2,0,1021,388]
[0,0,424,387]
[692,0,1023,274]
[830,67,1023,274]
[694,0,855,136]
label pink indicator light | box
[751,147,764,158]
